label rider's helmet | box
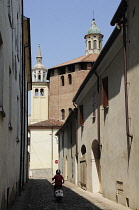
[56,169,61,174]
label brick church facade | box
[47,19,103,121]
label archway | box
[80,145,87,190]
[91,140,101,192]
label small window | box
[35,89,39,96]
[102,77,108,108]
[79,105,84,126]
[61,109,65,120]
[68,74,72,84]
[40,89,44,96]
[69,108,72,113]
[38,74,41,82]
[93,40,97,49]
[88,41,91,50]
[61,76,64,86]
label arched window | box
[88,41,91,50]
[99,40,101,49]
[61,109,65,120]
[61,76,64,86]
[35,89,39,96]
[40,88,44,96]
[93,40,97,49]
[81,144,86,155]
[38,74,41,82]
[68,74,72,84]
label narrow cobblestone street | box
[10,178,131,210]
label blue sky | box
[24,0,121,114]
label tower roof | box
[33,44,46,70]
[86,19,101,35]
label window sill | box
[0,106,6,117]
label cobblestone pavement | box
[10,178,131,210]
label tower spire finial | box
[93,10,95,21]
[36,43,42,64]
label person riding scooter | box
[52,169,64,196]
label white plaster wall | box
[58,112,78,184]
[77,82,100,193]
[30,128,59,177]
[125,0,139,208]
[31,83,48,123]
[0,0,28,208]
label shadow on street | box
[10,178,101,210]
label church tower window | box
[61,76,64,86]
[88,41,91,50]
[38,74,41,82]
[35,89,39,96]
[61,109,65,120]
[68,74,72,84]
[40,88,44,96]
[93,40,97,49]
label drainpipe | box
[51,127,53,176]
[73,103,78,161]
[22,49,26,188]
[122,7,133,147]
[26,87,29,182]
[19,0,24,195]
[94,72,101,158]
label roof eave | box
[47,60,96,80]
[110,0,127,26]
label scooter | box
[52,183,64,202]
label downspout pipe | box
[73,102,78,158]
[122,7,133,139]
[19,0,24,196]
[22,46,26,188]
[51,127,53,176]
[94,71,101,158]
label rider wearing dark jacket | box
[52,169,64,194]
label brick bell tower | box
[31,44,48,124]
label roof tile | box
[29,119,64,127]
[48,54,98,69]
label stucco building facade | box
[29,46,63,177]
[0,1,32,209]
[28,119,63,178]
[56,0,139,209]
